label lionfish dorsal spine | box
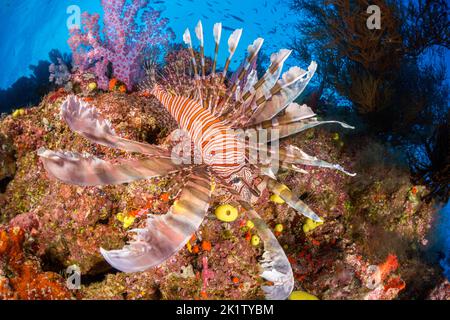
[212,22,222,74]
[221,28,243,82]
[184,27,205,106]
[182,28,198,77]
[194,20,206,77]
[217,37,264,115]
[236,48,292,112]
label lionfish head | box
[228,166,259,202]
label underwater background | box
[0,0,448,300]
[0,0,300,90]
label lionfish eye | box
[231,177,241,184]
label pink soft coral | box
[68,0,172,90]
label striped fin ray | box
[211,28,243,114]
[183,28,204,106]
[280,163,309,174]
[101,167,212,272]
[37,148,183,186]
[275,102,316,124]
[195,20,206,77]
[212,22,222,74]
[217,38,264,114]
[247,61,317,126]
[279,145,356,176]
[208,22,223,112]
[221,28,243,82]
[239,201,294,300]
[60,95,170,157]
[266,178,323,222]
[236,49,292,113]
[183,28,198,77]
[257,118,355,141]
[241,69,258,99]
[253,49,292,103]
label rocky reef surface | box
[0,89,445,300]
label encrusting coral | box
[0,227,74,299]
[0,85,441,299]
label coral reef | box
[0,227,74,299]
[68,0,172,90]
[0,85,443,299]
[48,50,73,90]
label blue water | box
[436,201,450,280]
[0,0,300,90]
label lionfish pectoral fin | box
[281,145,356,177]
[61,95,170,157]
[239,201,294,300]
[248,61,317,126]
[267,179,323,222]
[101,168,212,272]
[265,119,355,141]
[38,148,183,186]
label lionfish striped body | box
[38,20,355,300]
[150,85,254,200]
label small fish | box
[268,27,277,34]
[222,25,234,31]
[230,14,245,23]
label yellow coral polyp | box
[123,216,135,229]
[186,240,192,253]
[87,82,97,91]
[215,204,238,222]
[332,132,340,141]
[270,194,285,204]
[288,291,319,300]
[116,212,136,229]
[251,234,260,246]
[12,109,25,118]
[302,218,324,233]
[246,220,255,229]
[116,212,125,222]
[270,184,289,204]
[274,223,283,233]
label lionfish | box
[37,20,355,299]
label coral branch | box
[68,0,171,90]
